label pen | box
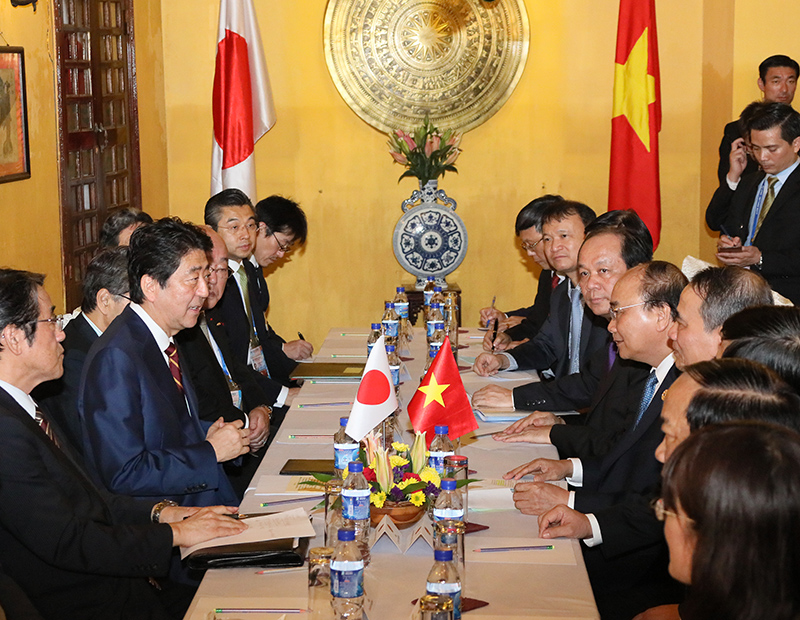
[309,379,360,384]
[473,545,554,553]
[330,354,367,358]
[340,332,368,336]
[298,331,305,340]
[288,434,331,439]
[472,430,501,438]
[259,494,325,507]
[296,402,352,408]
[719,224,732,238]
[490,318,499,353]
[214,608,305,614]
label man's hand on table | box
[472,353,508,376]
[472,385,514,408]
[206,418,250,462]
[493,425,552,445]
[284,339,314,360]
[248,406,271,452]
[538,504,592,539]
[495,411,564,437]
[512,481,569,516]
[168,505,247,548]
[504,458,573,482]
[483,330,512,352]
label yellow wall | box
[0,2,63,305]
[3,0,798,336]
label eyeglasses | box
[520,238,543,251]
[217,222,257,235]
[31,315,67,332]
[271,232,294,254]
[209,265,231,278]
[608,301,647,320]
[652,498,695,524]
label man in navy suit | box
[79,218,248,507]
[0,269,246,619]
[34,247,131,456]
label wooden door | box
[55,0,141,308]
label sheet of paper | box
[254,475,326,495]
[469,486,516,511]
[466,537,576,565]
[181,508,316,559]
[274,428,333,445]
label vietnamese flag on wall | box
[408,337,478,446]
[608,0,662,248]
[211,0,276,202]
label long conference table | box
[184,328,599,619]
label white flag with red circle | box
[211,0,276,202]
[345,336,399,442]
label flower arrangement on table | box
[387,116,463,185]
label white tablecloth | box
[184,328,599,620]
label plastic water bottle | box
[386,344,401,389]
[429,425,455,475]
[366,323,382,357]
[381,301,399,347]
[426,548,462,619]
[427,303,444,341]
[421,349,436,381]
[331,528,364,619]
[423,276,436,307]
[429,322,446,359]
[393,286,409,320]
[433,478,464,521]
[334,418,359,478]
[342,462,371,565]
[430,286,446,313]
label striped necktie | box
[164,343,185,396]
[754,175,778,237]
[34,409,60,447]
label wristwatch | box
[151,499,178,524]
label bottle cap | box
[396,286,405,292]
[371,323,381,329]
[441,478,457,491]
[385,301,394,308]
[339,417,349,427]
[433,549,453,562]
[348,461,363,473]
[435,322,444,328]
[435,425,449,434]
[338,528,356,541]
[427,276,434,281]
[386,344,396,352]
[434,286,442,292]
[429,350,436,358]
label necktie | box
[607,342,617,371]
[164,343,185,396]
[35,409,60,447]
[237,264,260,347]
[754,175,778,237]
[568,286,583,374]
[634,370,658,429]
[551,274,559,291]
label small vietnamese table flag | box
[608,0,662,248]
[211,0,276,202]
[345,336,398,442]
[408,337,477,446]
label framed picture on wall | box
[0,47,31,183]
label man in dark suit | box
[175,227,272,498]
[715,55,798,185]
[503,262,687,620]
[0,269,246,619]
[478,194,564,342]
[33,247,130,456]
[203,190,301,406]
[474,201,604,380]
[707,101,800,304]
[79,219,247,507]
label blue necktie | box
[634,370,658,429]
[568,285,583,374]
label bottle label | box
[382,319,399,338]
[433,507,464,521]
[394,302,409,319]
[424,290,434,305]
[367,343,375,356]
[389,364,400,386]
[342,489,370,520]
[429,450,455,474]
[429,342,443,357]
[331,563,364,598]
[334,443,360,470]
[427,320,437,339]
[426,583,462,619]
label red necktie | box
[35,409,60,447]
[165,344,185,395]
[551,274,559,291]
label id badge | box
[230,389,243,410]
[248,344,270,376]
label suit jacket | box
[207,260,297,385]
[0,387,175,620]
[717,118,759,185]
[573,364,683,619]
[706,164,800,304]
[547,355,651,461]
[508,280,611,380]
[504,270,554,341]
[79,306,237,506]
[32,314,98,457]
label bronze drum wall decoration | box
[323,0,529,133]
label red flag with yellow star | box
[408,337,477,446]
[608,0,662,248]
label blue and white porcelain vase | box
[392,179,468,289]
